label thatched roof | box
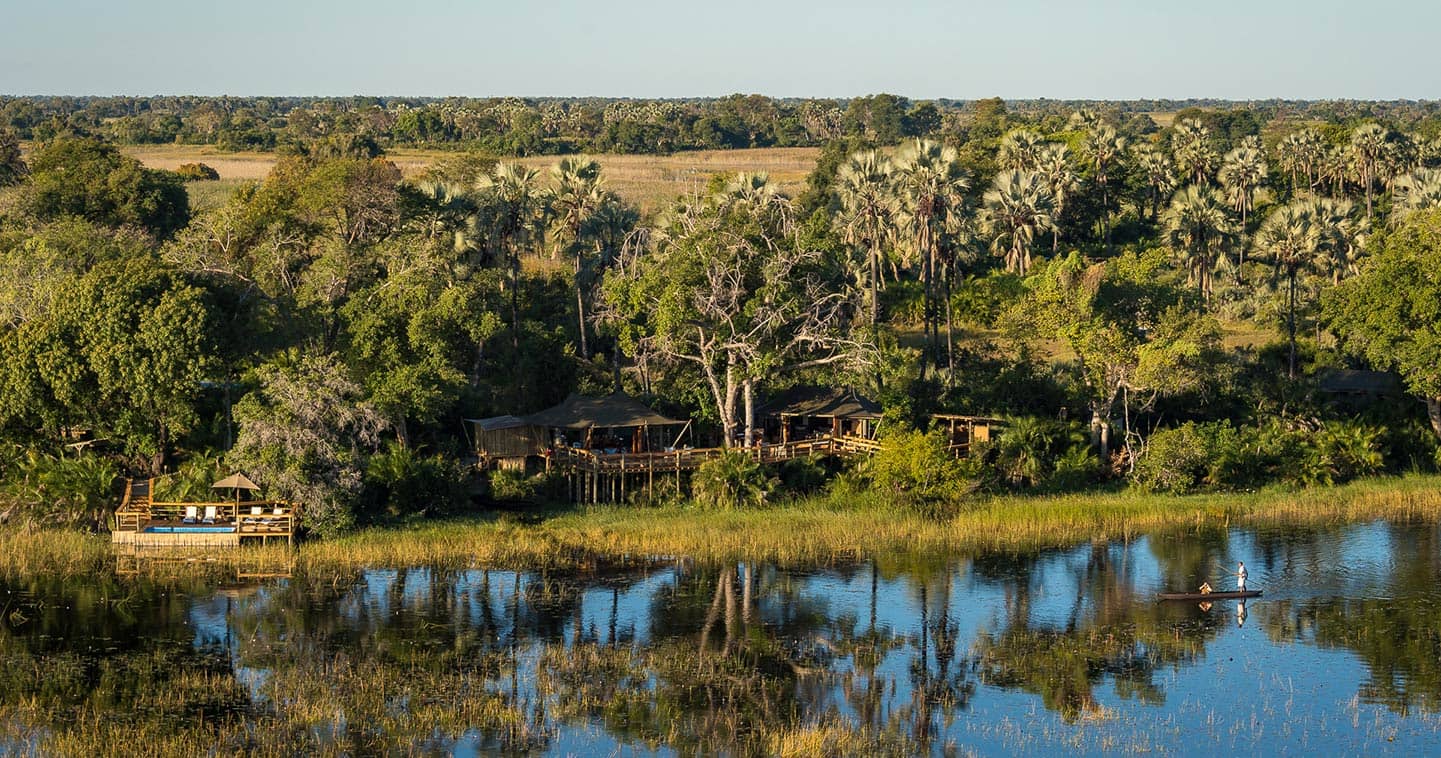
[759,387,882,420]
[524,393,684,430]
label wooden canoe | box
[1158,590,1262,601]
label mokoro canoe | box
[1158,590,1262,601]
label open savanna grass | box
[122,145,820,216]
[513,147,819,214]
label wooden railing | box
[546,434,882,475]
[113,478,296,536]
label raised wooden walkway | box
[547,434,883,503]
[112,479,297,547]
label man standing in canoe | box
[1235,561,1247,592]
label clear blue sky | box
[2,0,1435,99]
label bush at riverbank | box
[4,473,1441,577]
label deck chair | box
[242,505,263,527]
[201,505,218,525]
[182,506,199,524]
[261,506,285,527]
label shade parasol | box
[212,473,260,502]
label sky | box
[1,0,1436,100]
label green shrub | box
[1,451,120,530]
[693,450,776,510]
[1133,419,1388,493]
[983,416,1096,491]
[1130,422,1213,493]
[775,455,830,497]
[174,162,220,181]
[1303,422,1385,486]
[861,429,971,510]
[151,451,222,502]
[363,443,470,520]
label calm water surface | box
[3,520,1440,755]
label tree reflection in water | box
[2,523,1441,753]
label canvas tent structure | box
[759,386,882,443]
[465,415,548,471]
[525,393,688,454]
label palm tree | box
[1171,118,1218,186]
[1068,109,1102,132]
[1310,198,1367,284]
[1035,142,1077,253]
[1349,123,1389,221]
[998,129,1046,173]
[1279,130,1325,192]
[550,157,620,359]
[1218,146,1268,274]
[892,138,970,375]
[413,179,482,265]
[1082,124,1126,253]
[476,162,548,347]
[1162,185,1235,302]
[1393,168,1441,217]
[1132,143,1176,223]
[982,170,1056,275]
[1253,201,1324,378]
[1319,144,1349,197]
[835,150,896,327]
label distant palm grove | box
[0,94,1439,535]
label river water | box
[2,520,1440,755]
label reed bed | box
[2,474,1438,577]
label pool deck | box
[111,479,298,547]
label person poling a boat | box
[1232,561,1247,592]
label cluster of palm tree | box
[835,140,974,376]
[819,109,1441,387]
[415,159,638,357]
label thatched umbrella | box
[211,473,260,503]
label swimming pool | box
[143,525,236,534]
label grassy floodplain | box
[117,144,821,215]
[3,474,1440,577]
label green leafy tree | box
[0,128,26,187]
[605,176,872,446]
[19,136,189,238]
[1324,209,1441,438]
[1005,251,1226,459]
[0,256,216,471]
[227,352,388,537]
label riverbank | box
[4,474,1440,577]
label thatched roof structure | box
[524,393,684,430]
[759,387,882,420]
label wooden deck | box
[112,479,298,547]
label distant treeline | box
[5,94,1441,155]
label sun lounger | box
[182,506,198,524]
[201,506,218,525]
